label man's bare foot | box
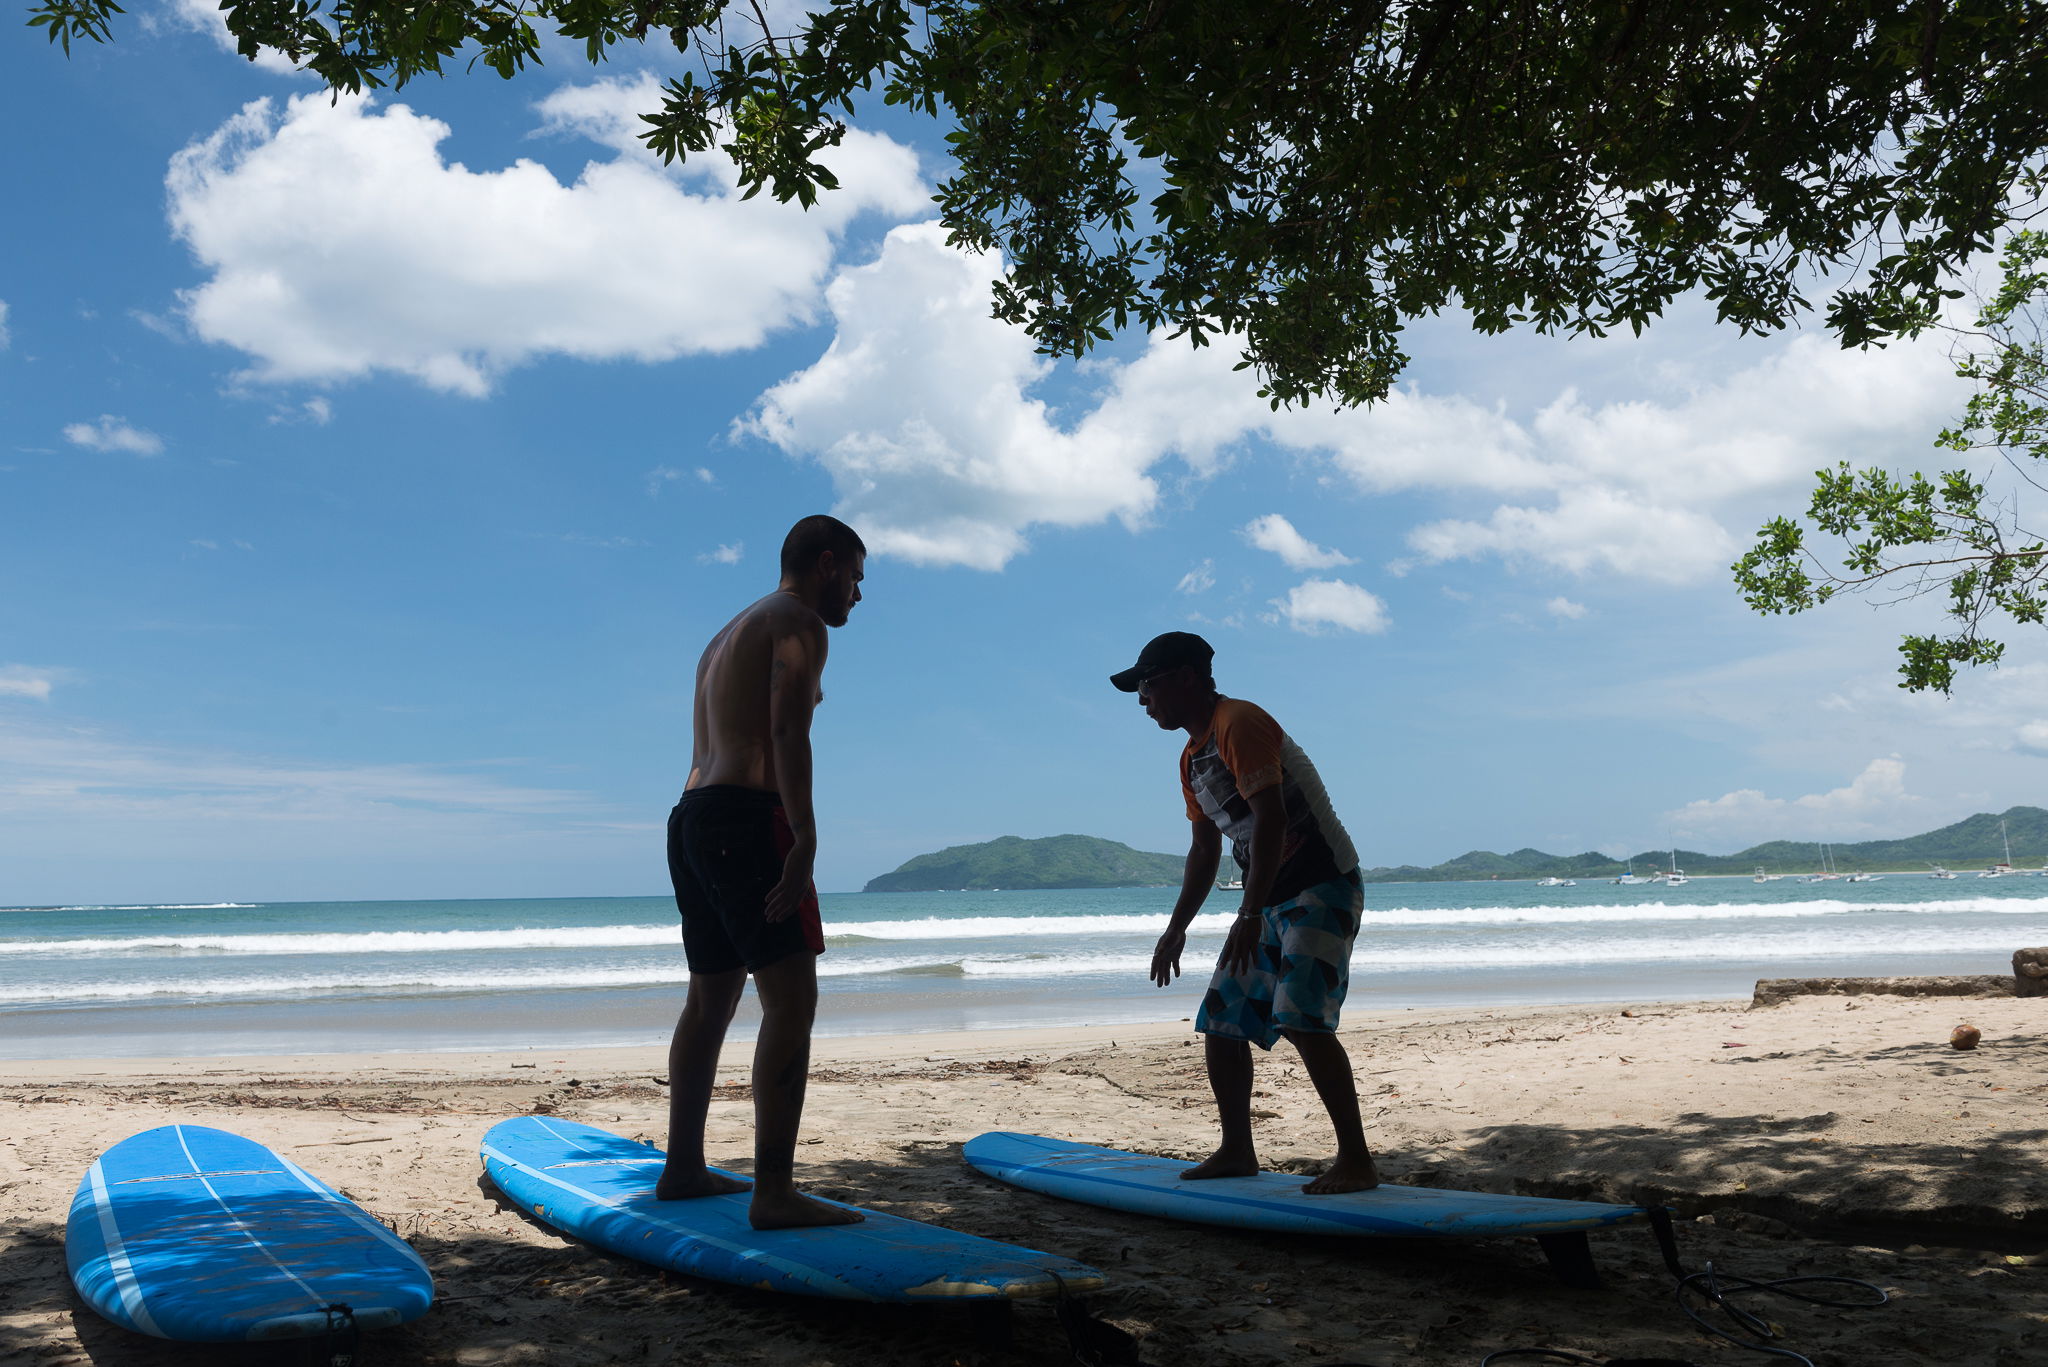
[1301,1153,1379,1195]
[1180,1146,1259,1180]
[748,1189,866,1230]
[653,1167,753,1200]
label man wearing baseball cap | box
[1113,631,1377,1193]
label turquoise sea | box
[3,877,2043,1058]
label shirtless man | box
[1113,631,1379,1195]
[656,514,866,1229]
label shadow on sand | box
[8,1123,2043,1367]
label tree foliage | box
[26,1,2048,409]
[1734,228,2048,693]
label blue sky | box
[5,17,2045,903]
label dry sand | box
[2,995,2042,1366]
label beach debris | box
[1950,1024,1982,1050]
[2014,947,2048,997]
[1752,974,2013,1007]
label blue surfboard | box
[67,1125,434,1342]
[482,1116,1104,1301]
[964,1132,1649,1238]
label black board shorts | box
[667,785,824,975]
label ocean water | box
[3,877,2043,1058]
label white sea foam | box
[0,954,1014,1002]
[831,898,2048,938]
[4,921,2036,1006]
[0,924,683,957]
[6,897,2045,957]
[10,903,260,913]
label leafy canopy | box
[1735,228,2048,694]
[27,1,2048,408]
[32,2,2048,687]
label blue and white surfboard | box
[67,1125,434,1342]
[482,1116,1103,1300]
[965,1131,1649,1237]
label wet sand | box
[2,995,2042,1365]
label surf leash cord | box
[1480,1206,1889,1367]
[316,1303,359,1367]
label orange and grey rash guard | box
[1180,697,1358,904]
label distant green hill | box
[865,806,2046,891]
[1357,806,2048,882]
[863,834,1185,892]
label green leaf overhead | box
[27,1,2048,409]
[1735,229,2048,692]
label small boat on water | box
[1978,818,2016,877]
[1535,876,1576,887]
[1928,864,1958,879]
[1843,871,1882,882]
[1657,845,1689,886]
[1613,860,1646,886]
[1801,841,1841,884]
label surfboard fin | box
[1052,1278,1143,1366]
[314,1304,358,1367]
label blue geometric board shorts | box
[1196,870,1364,1050]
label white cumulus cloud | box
[739,215,1967,583]
[165,81,926,395]
[0,667,57,701]
[1669,756,1924,847]
[1408,487,1737,585]
[64,416,164,456]
[1176,560,1216,594]
[1242,514,1354,570]
[1270,579,1391,635]
[1391,335,1961,582]
[744,223,1170,569]
[0,299,10,350]
[1545,596,1588,619]
[700,543,744,565]
[151,0,305,74]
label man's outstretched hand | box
[1149,927,1185,987]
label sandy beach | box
[3,994,2041,1366]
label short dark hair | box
[780,514,866,577]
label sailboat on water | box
[1801,842,1840,884]
[1979,819,2015,877]
[1659,845,1689,886]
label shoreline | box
[4,995,2041,1365]
[0,1015,1200,1079]
[9,868,2040,911]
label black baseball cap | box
[1109,631,1215,692]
